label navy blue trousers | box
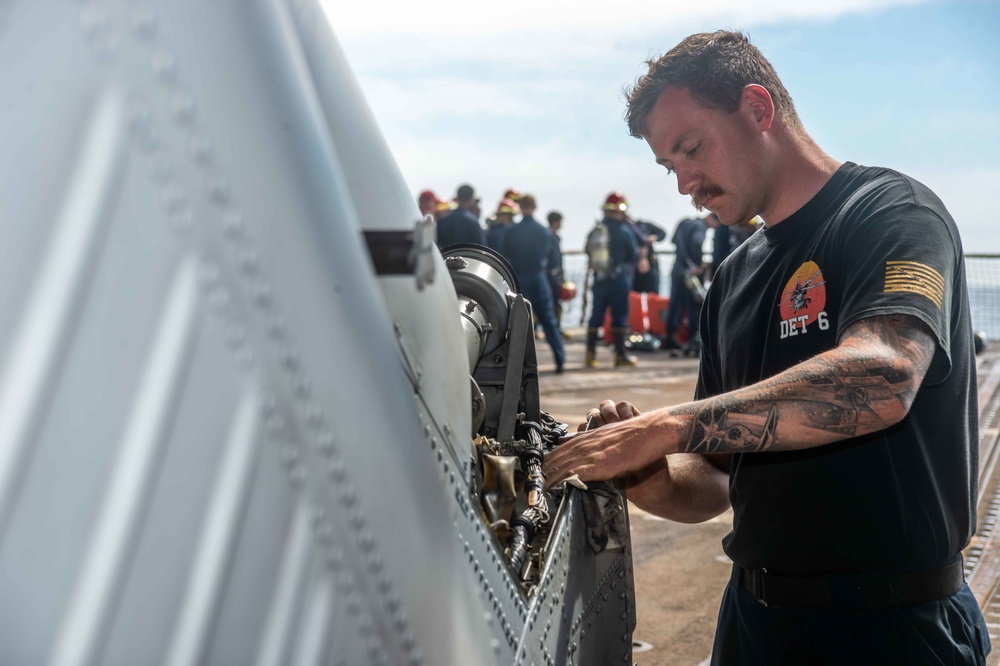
[666,269,701,338]
[519,272,565,368]
[588,275,630,330]
[711,566,991,665]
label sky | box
[321,0,999,254]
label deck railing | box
[557,250,1000,340]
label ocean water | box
[969,284,1000,340]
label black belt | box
[734,555,964,610]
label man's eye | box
[664,165,675,175]
[686,143,701,158]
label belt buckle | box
[856,577,894,610]
[745,567,769,608]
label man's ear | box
[742,84,775,132]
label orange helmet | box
[503,188,522,201]
[603,191,628,212]
[496,198,519,215]
[559,281,578,301]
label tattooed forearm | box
[676,314,936,454]
[685,401,779,453]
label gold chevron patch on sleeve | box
[883,261,944,308]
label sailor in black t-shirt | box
[545,31,989,664]
[700,160,977,577]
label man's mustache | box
[692,184,724,211]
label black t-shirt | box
[696,162,978,575]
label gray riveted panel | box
[0,1,636,664]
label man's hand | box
[544,400,680,487]
[544,400,730,522]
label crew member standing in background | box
[709,216,732,282]
[436,183,484,248]
[709,213,756,280]
[631,217,668,294]
[504,194,566,373]
[585,192,639,368]
[664,213,719,354]
[546,210,569,338]
[486,198,519,256]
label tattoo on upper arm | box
[679,314,937,454]
[851,314,937,378]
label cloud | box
[360,77,600,125]
[324,0,928,38]
[360,78,542,122]
[323,0,930,76]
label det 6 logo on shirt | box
[778,261,830,338]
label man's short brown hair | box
[624,30,800,138]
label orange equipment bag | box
[602,291,687,344]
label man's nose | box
[676,168,699,196]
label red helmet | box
[503,188,522,201]
[603,191,628,212]
[496,198,519,215]
[418,189,439,214]
[559,281,578,301]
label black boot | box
[684,331,702,357]
[613,328,638,368]
[585,328,599,367]
[662,331,682,350]
[555,303,569,339]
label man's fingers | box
[601,400,639,422]
[545,467,574,489]
[545,464,595,489]
[616,401,637,421]
[543,453,573,488]
[582,400,638,430]
[598,400,622,423]
[577,408,603,431]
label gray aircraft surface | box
[0,1,635,664]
